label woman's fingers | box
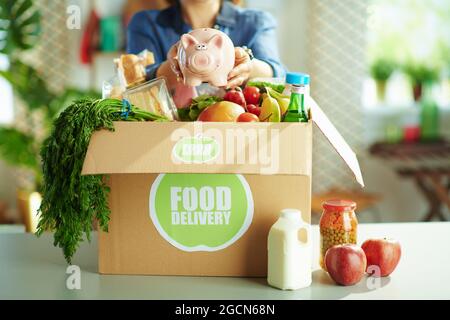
[227,76,246,89]
[234,47,249,65]
[227,73,249,89]
[169,56,184,82]
[167,42,183,82]
[227,72,247,88]
[225,47,252,88]
[169,60,182,81]
[227,62,251,88]
[167,41,179,59]
[228,62,251,80]
[170,59,181,74]
[227,69,250,88]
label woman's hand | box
[167,42,183,82]
[227,47,252,89]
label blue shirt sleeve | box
[127,11,163,80]
[246,11,286,78]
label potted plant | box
[0,0,98,231]
[369,58,396,102]
[403,63,440,102]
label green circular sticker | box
[172,136,220,164]
[149,174,254,252]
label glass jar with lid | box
[319,200,358,270]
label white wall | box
[246,0,309,73]
[67,0,127,91]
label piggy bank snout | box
[189,52,216,73]
[193,53,210,67]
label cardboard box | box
[82,98,364,276]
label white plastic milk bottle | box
[267,209,312,290]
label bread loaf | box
[116,51,155,88]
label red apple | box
[243,86,261,105]
[325,244,367,286]
[361,238,401,277]
[224,88,247,110]
[237,113,259,122]
[247,104,261,117]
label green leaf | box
[0,0,41,54]
[0,59,56,112]
[189,107,201,121]
[180,95,222,121]
[177,107,191,122]
[246,81,285,94]
[403,63,440,84]
[0,127,38,170]
[14,0,34,19]
[370,59,396,81]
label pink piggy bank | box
[177,28,235,87]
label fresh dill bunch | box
[36,98,167,263]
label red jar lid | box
[322,200,357,212]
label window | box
[0,54,13,124]
[365,0,450,107]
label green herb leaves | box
[177,95,223,121]
[246,81,285,94]
[37,98,167,263]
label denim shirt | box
[127,2,286,80]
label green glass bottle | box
[283,73,310,123]
[420,82,440,142]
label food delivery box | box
[81,98,364,276]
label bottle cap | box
[322,200,357,212]
[280,208,302,221]
[286,72,310,86]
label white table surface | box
[1,222,449,300]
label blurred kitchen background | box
[0,0,449,232]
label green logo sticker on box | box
[172,136,220,164]
[149,174,254,252]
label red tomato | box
[237,113,260,122]
[243,86,261,105]
[224,88,246,109]
[247,104,261,117]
